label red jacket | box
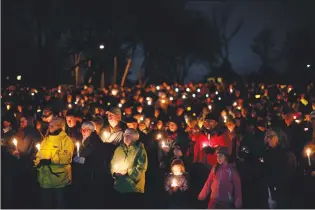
[199,163,242,208]
[192,133,228,166]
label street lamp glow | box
[17,75,22,81]
[99,44,105,50]
[307,64,311,68]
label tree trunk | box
[121,58,132,87]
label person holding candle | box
[65,109,82,145]
[72,121,107,209]
[198,147,242,209]
[260,128,297,209]
[101,107,124,145]
[164,158,190,208]
[110,128,148,208]
[34,117,74,209]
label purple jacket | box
[199,163,242,208]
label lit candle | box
[157,133,162,140]
[76,142,80,157]
[68,104,72,109]
[306,148,311,166]
[13,138,18,152]
[208,134,211,140]
[36,143,42,159]
[171,178,178,187]
[169,97,174,101]
[161,99,166,104]
[6,105,10,110]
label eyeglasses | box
[81,128,91,133]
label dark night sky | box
[129,0,315,82]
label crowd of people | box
[1,79,315,209]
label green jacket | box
[34,131,74,188]
[111,141,148,193]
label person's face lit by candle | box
[123,129,138,146]
[217,153,228,164]
[20,117,28,129]
[81,126,93,140]
[172,165,184,176]
[157,120,163,130]
[66,115,77,128]
[169,122,178,133]
[137,106,143,113]
[107,113,120,128]
[264,130,279,148]
[226,120,236,133]
[177,108,184,116]
[124,107,132,115]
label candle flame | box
[13,139,17,146]
[171,178,178,187]
[306,148,311,156]
[36,143,41,151]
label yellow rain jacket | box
[111,141,148,193]
[34,131,74,188]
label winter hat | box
[106,107,122,117]
[205,112,220,121]
[216,146,229,156]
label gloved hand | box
[73,156,85,164]
[202,146,216,154]
[39,159,51,166]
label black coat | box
[73,132,106,185]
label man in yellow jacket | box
[111,128,148,208]
[34,117,74,208]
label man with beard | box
[65,110,82,145]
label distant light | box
[218,97,221,100]
[304,127,309,132]
[186,88,190,92]
[31,93,35,96]
[107,102,111,106]
[17,75,22,81]
[169,97,174,101]
[68,104,72,109]
[175,88,179,92]
[233,102,237,107]
[255,95,261,99]
[215,91,218,95]
[147,101,152,106]
[58,89,61,93]
[182,95,186,99]
[230,88,233,93]
[161,99,166,104]
[187,107,191,111]
[6,105,11,110]
[37,108,42,113]
[9,93,12,96]
[146,97,150,101]
[307,64,311,68]
[197,89,201,93]
[208,105,212,110]
[192,94,196,98]
[99,44,105,50]
[206,94,209,98]
[193,113,196,116]
[156,86,160,90]
[6,76,9,80]
[118,103,122,108]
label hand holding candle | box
[171,178,178,188]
